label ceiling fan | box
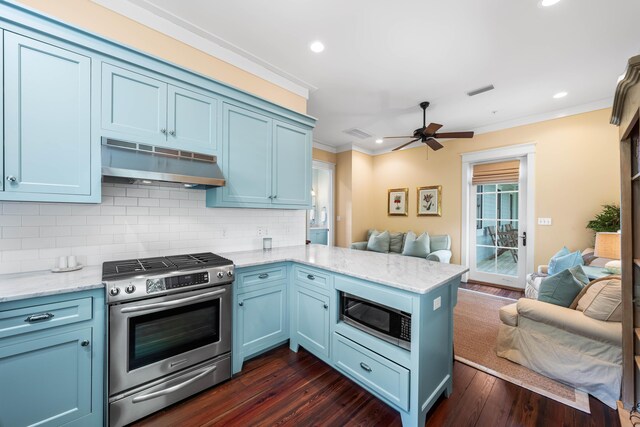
[385,101,475,151]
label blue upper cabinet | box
[220,103,273,205]
[272,121,311,206]
[102,62,219,154]
[101,63,168,145]
[2,31,93,199]
[207,104,312,209]
[168,86,218,154]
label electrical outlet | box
[221,228,227,238]
[257,227,268,236]
[433,296,441,311]
[537,218,552,226]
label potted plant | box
[586,204,621,233]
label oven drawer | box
[0,297,93,340]
[235,264,287,291]
[333,333,409,411]
[293,265,331,290]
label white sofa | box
[497,296,622,408]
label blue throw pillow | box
[548,250,584,276]
[538,265,589,307]
[402,231,430,258]
[366,230,390,253]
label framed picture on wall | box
[417,185,442,216]
[388,188,409,216]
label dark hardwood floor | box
[132,344,619,427]
[459,281,524,300]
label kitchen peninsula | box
[0,245,467,427]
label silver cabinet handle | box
[258,273,269,279]
[169,130,176,136]
[360,362,372,372]
[132,364,217,404]
[273,195,277,199]
[160,128,167,135]
[81,340,90,347]
[25,312,54,323]
[6,175,17,183]
[268,195,273,199]
[120,288,226,313]
[323,303,328,309]
[239,301,244,307]
[307,274,315,280]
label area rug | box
[454,288,591,413]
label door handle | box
[169,130,176,136]
[120,288,226,313]
[160,128,167,135]
[25,312,54,323]
[519,231,527,247]
[6,175,17,183]
[131,365,217,403]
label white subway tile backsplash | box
[0,183,306,272]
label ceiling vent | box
[343,128,372,139]
[467,84,495,97]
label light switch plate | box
[433,296,441,310]
[537,217,552,226]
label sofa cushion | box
[366,230,390,253]
[538,265,589,307]
[430,234,451,251]
[389,231,405,253]
[499,302,518,327]
[577,277,622,322]
[548,250,584,276]
[402,231,430,258]
[366,229,379,241]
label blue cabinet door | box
[293,285,330,358]
[167,85,218,154]
[221,103,273,204]
[272,121,311,206]
[101,63,168,145]
[3,32,91,195]
[235,284,288,372]
[0,327,93,427]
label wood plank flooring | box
[132,344,619,427]
[459,281,524,300]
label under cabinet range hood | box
[101,138,225,187]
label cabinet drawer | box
[0,297,93,340]
[333,333,409,411]
[235,265,287,291]
[294,265,331,290]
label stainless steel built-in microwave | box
[339,292,411,350]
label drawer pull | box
[360,362,372,372]
[258,273,269,279]
[307,274,315,280]
[25,312,54,323]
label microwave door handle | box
[120,288,226,314]
[131,364,217,403]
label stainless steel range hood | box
[101,138,225,187]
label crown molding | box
[91,0,315,99]
[312,141,337,153]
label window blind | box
[472,160,520,185]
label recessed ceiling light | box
[553,91,568,99]
[540,0,561,7]
[375,138,383,144]
[309,41,325,53]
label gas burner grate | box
[168,252,233,270]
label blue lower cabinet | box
[233,282,288,374]
[0,290,104,427]
[291,284,330,360]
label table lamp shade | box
[594,232,621,259]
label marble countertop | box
[0,245,468,303]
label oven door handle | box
[131,364,217,404]
[119,288,226,314]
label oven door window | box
[343,295,392,336]
[128,299,220,371]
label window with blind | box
[472,160,520,185]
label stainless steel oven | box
[339,292,411,350]
[109,283,231,395]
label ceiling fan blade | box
[392,138,421,151]
[424,123,443,135]
[425,138,444,151]
[433,131,475,139]
[383,136,414,139]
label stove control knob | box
[227,270,234,277]
[109,287,120,297]
[125,285,136,294]
[217,272,224,279]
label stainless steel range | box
[104,252,234,427]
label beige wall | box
[342,108,621,267]
[335,151,353,247]
[16,0,306,113]
[351,151,375,242]
[312,148,337,164]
